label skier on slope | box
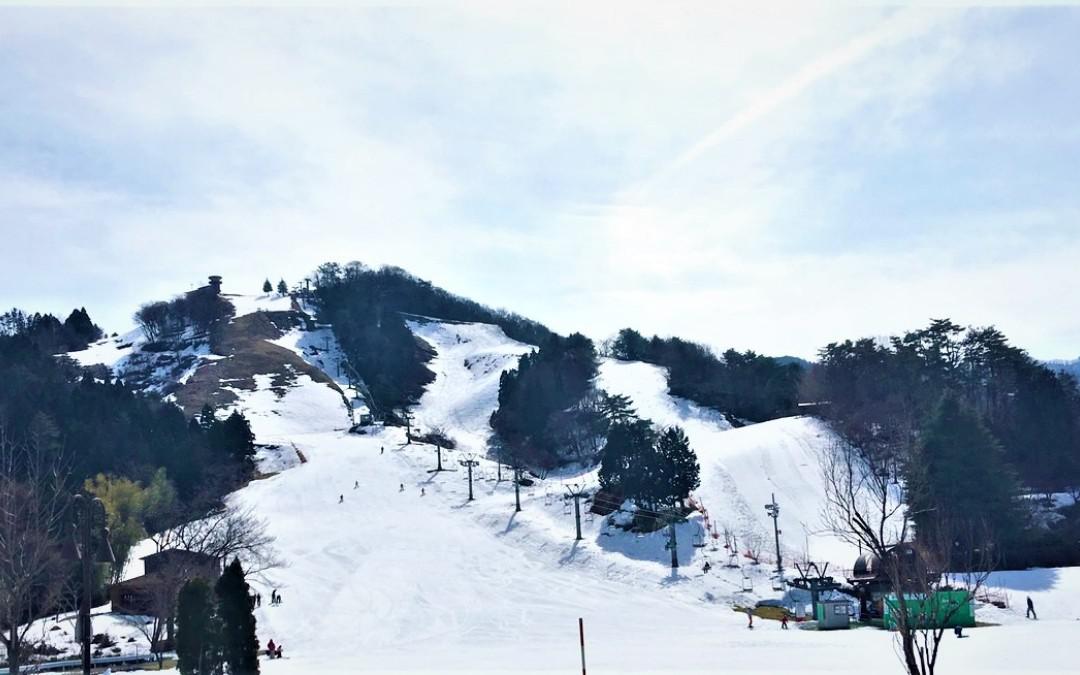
[1027,596,1038,620]
[746,607,754,629]
[399,483,405,492]
[339,494,344,504]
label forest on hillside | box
[310,261,553,411]
[805,319,1080,568]
[606,328,802,423]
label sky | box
[2,3,1079,360]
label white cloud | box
[2,5,1077,359]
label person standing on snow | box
[421,487,426,497]
[1027,596,1038,620]
[399,483,405,492]
[354,480,359,489]
[746,607,754,629]
[781,614,789,630]
[267,639,276,658]
[339,494,344,504]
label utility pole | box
[459,454,479,501]
[765,493,783,578]
[565,483,587,541]
[72,494,112,675]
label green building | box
[883,591,974,630]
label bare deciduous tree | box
[152,504,280,576]
[0,422,71,675]
[820,438,994,675]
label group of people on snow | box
[266,639,284,659]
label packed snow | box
[406,318,533,456]
[66,328,145,369]
[224,292,295,318]
[52,313,1080,674]
[596,359,858,567]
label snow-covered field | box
[62,310,1079,674]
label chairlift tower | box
[662,508,681,569]
[565,483,588,541]
[459,453,479,501]
[764,493,783,578]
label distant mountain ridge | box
[1046,357,1080,380]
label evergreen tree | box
[177,577,222,675]
[909,395,1021,548]
[599,419,657,495]
[215,558,259,675]
[262,279,272,294]
[220,411,257,463]
[652,426,700,508]
[276,279,287,295]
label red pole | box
[578,617,586,675]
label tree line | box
[1,307,102,353]
[490,333,603,467]
[135,286,234,345]
[807,318,1080,567]
[607,328,801,423]
[0,309,262,671]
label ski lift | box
[544,491,553,506]
[562,501,572,516]
[771,576,786,592]
[741,572,753,592]
[586,510,595,523]
[692,533,705,548]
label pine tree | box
[221,411,256,462]
[262,279,272,294]
[599,419,656,496]
[909,394,1021,548]
[653,426,700,508]
[177,578,222,675]
[276,279,287,295]
[215,558,259,675]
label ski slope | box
[406,318,533,456]
[597,359,856,567]
[70,313,1077,674]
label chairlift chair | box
[544,491,553,506]
[693,533,705,548]
[771,577,785,592]
[741,572,753,592]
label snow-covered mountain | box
[57,297,1079,674]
